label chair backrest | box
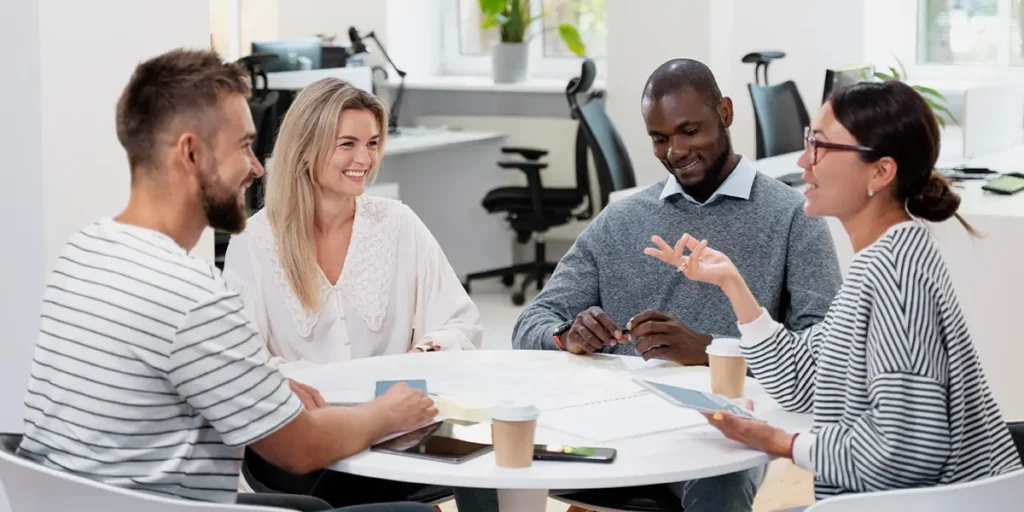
[568,61,636,211]
[805,469,1024,512]
[748,80,810,159]
[1008,420,1024,463]
[0,434,285,512]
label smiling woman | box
[220,77,487,507]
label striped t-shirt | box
[17,218,303,503]
[740,221,1021,499]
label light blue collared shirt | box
[659,154,757,206]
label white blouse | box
[222,195,482,367]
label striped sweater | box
[739,221,1021,499]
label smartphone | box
[982,174,1024,195]
[375,379,428,398]
[533,444,617,463]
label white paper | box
[537,393,706,442]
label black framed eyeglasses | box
[804,126,878,165]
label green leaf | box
[889,66,902,81]
[479,0,507,16]
[481,12,509,29]
[558,24,587,57]
[936,114,947,128]
[893,54,909,80]
[874,71,895,81]
[913,85,945,100]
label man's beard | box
[199,165,247,234]
[699,121,732,187]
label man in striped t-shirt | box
[17,49,435,512]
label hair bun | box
[906,171,960,222]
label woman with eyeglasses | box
[645,80,1021,508]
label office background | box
[2,1,1024,509]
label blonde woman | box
[223,78,491,509]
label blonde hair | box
[265,78,389,311]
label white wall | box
[0,0,213,479]
[277,0,386,43]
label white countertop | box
[382,74,606,94]
[384,127,506,156]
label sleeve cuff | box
[792,431,816,472]
[737,308,780,349]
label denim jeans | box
[237,492,435,512]
[664,465,768,512]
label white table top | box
[285,351,811,490]
[384,128,506,156]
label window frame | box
[439,0,607,80]
[903,0,1024,82]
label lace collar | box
[247,195,403,336]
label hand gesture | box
[375,382,438,432]
[703,411,795,459]
[644,234,739,288]
[564,306,625,354]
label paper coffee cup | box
[489,401,540,468]
[706,338,747,398]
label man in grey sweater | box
[513,60,841,511]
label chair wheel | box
[501,274,515,287]
[511,292,526,306]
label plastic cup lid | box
[490,401,540,422]
[705,337,744,357]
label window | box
[918,0,1024,67]
[442,0,607,78]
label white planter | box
[492,42,529,83]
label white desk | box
[376,128,511,281]
[265,67,373,92]
[755,144,1024,420]
[285,351,811,512]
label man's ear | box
[719,97,734,129]
[176,132,203,176]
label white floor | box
[469,278,541,351]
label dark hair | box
[829,81,975,234]
[642,58,723,112]
[115,48,250,173]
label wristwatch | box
[551,319,575,350]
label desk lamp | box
[348,26,406,134]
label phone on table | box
[533,444,617,463]
[982,174,1024,195]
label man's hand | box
[371,382,438,433]
[627,310,712,364]
[288,379,327,410]
[564,306,625,354]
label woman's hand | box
[408,342,441,353]
[703,411,795,458]
[644,234,740,288]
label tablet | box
[370,419,493,464]
[633,378,758,420]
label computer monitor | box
[251,38,323,72]
[822,64,874,104]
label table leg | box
[496,488,549,512]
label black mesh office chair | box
[463,60,635,305]
[748,80,810,160]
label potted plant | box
[874,55,957,128]
[480,0,586,83]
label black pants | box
[244,449,453,507]
[237,493,434,512]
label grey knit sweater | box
[512,172,842,353]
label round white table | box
[285,350,812,511]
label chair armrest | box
[497,161,548,172]
[501,147,549,160]
[496,163,546,222]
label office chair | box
[463,59,635,305]
[742,50,786,86]
[239,449,452,509]
[748,80,810,160]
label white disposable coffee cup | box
[706,338,747,398]
[490,401,540,468]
